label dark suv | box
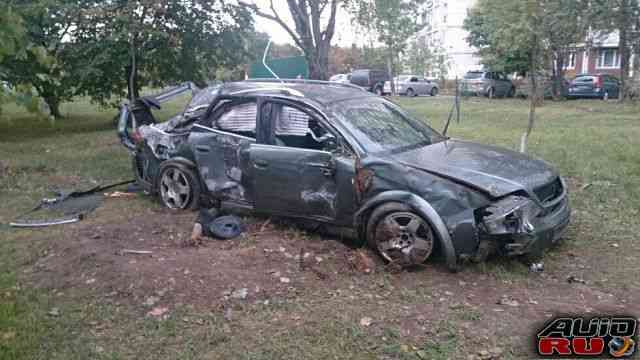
[567,74,620,100]
[350,69,389,95]
[118,80,570,270]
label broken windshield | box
[331,98,444,154]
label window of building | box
[564,52,576,69]
[596,48,620,68]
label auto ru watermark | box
[536,316,637,358]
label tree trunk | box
[44,95,62,119]
[618,24,629,102]
[521,73,537,153]
[307,42,330,80]
[387,53,395,95]
[553,52,565,100]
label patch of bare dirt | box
[18,197,640,356]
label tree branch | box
[239,0,306,51]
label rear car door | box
[247,98,354,222]
[191,99,256,205]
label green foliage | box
[406,35,433,75]
[464,0,532,73]
[73,0,254,106]
[0,4,48,117]
[465,0,589,76]
[0,0,254,116]
[349,0,425,55]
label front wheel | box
[157,162,201,210]
[375,87,383,96]
[430,87,438,97]
[366,202,436,267]
[406,88,415,97]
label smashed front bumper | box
[477,179,571,258]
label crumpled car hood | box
[390,139,558,198]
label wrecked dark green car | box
[118,80,570,270]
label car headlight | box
[480,195,541,235]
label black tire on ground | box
[375,87,383,96]
[430,87,438,97]
[157,161,202,210]
[406,88,415,97]
[366,202,436,267]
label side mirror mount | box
[321,135,338,152]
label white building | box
[418,0,481,79]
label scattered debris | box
[346,250,375,274]
[529,262,544,273]
[611,243,620,248]
[359,316,373,327]
[10,179,134,228]
[187,222,205,247]
[120,249,153,255]
[85,278,96,285]
[279,277,290,284]
[104,191,136,198]
[191,208,244,242]
[207,215,244,239]
[147,306,169,318]
[230,288,248,300]
[567,275,587,284]
[143,296,160,307]
[48,307,60,317]
[496,296,520,307]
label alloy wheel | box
[160,167,192,209]
[374,212,434,266]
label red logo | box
[537,317,637,358]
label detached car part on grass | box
[118,79,571,271]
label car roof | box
[219,79,374,106]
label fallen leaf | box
[360,316,373,327]
[147,306,169,318]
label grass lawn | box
[1,95,639,359]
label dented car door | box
[248,99,340,221]
[190,100,257,205]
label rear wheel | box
[366,202,435,267]
[157,162,201,210]
[430,87,438,97]
[375,86,383,96]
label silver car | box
[460,71,515,98]
[383,75,439,96]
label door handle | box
[195,145,210,153]
[253,159,269,169]
[308,162,334,176]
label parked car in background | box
[329,73,351,84]
[383,75,439,96]
[567,74,620,100]
[350,69,389,95]
[460,71,515,98]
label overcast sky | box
[250,0,364,47]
